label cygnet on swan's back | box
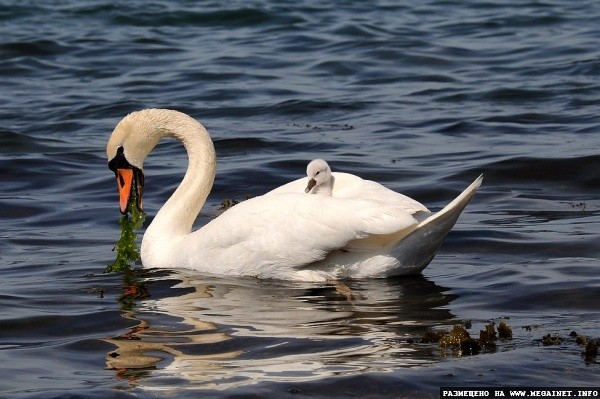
[305,159,333,195]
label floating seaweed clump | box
[218,198,240,211]
[419,323,596,363]
[571,332,599,363]
[439,325,471,348]
[460,337,481,355]
[498,321,513,339]
[421,329,448,343]
[439,325,481,355]
[542,331,599,363]
[216,195,253,215]
[570,331,588,345]
[419,321,513,356]
[541,333,561,346]
[576,335,589,345]
[583,340,598,363]
[479,322,497,348]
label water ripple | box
[1,0,599,397]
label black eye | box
[315,171,320,175]
[108,146,129,173]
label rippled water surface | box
[1,1,599,398]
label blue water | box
[1,1,599,398]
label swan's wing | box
[312,174,484,278]
[264,177,308,195]
[332,173,430,215]
[191,193,418,276]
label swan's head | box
[107,108,216,214]
[106,109,190,214]
[305,159,332,194]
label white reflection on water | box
[105,269,458,391]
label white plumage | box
[107,109,482,281]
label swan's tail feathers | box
[387,174,483,275]
[418,173,483,230]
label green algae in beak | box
[105,197,146,273]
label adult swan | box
[107,109,482,281]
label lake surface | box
[1,1,599,398]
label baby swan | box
[305,159,333,195]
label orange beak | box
[109,146,144,215]
[116,168,134,214]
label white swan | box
[107,109,482,281]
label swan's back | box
[268,171,429,218]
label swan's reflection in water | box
[105,270,458,390]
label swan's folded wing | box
[264,177,308,195]
[193,193,419,273]
[332,173,430,215]
[267,172,430,216]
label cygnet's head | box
[305,159,333,195]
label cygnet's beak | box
[305,178,317,193]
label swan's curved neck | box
[145,119,216,239]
